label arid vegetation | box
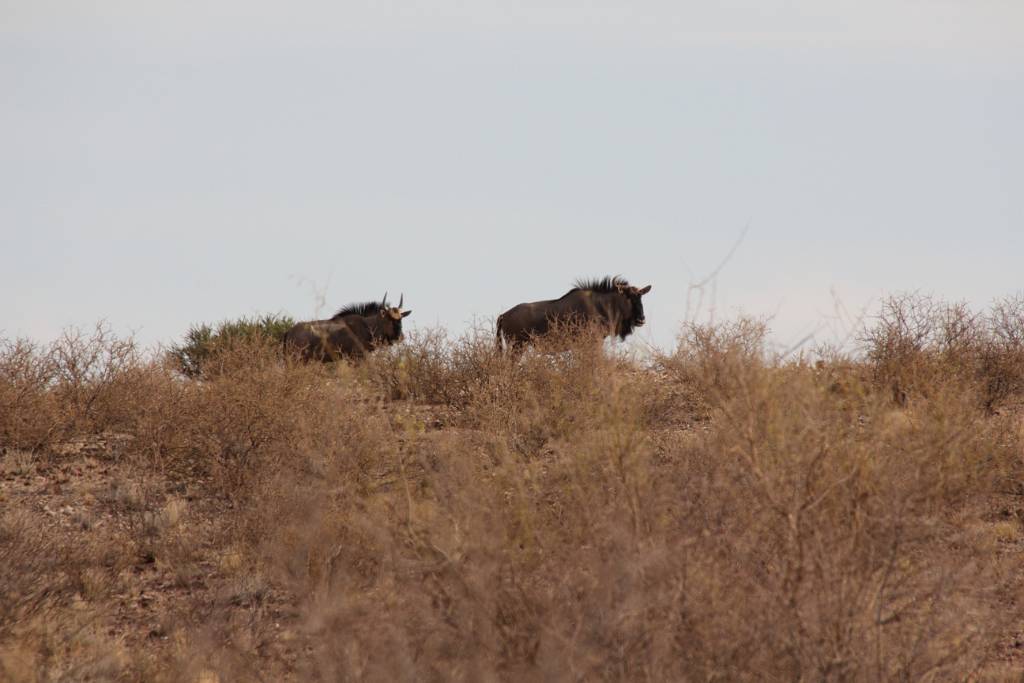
[2,293,1024,681]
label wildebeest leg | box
[496,315,525,357]
[506,337,527,360]
[495,317,505,352]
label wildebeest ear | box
[638,285,652,295]
[401,310,413,318]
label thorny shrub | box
[0,324,153,452]
[1,295,1023,681]
[862,292,1024,410]
[0,509,130,681]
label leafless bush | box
[861,292,1024,410]
[214,318,1018,680]
[979,294,1024,409]
[0,337,59,451]
[2,312,1022,681]
[0,324,158,453]
[364,328,476,405]
[653,315,769,418]
[47,323,146,432]
[127,336,376,498]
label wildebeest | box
[496,276,651,349]
[284,293,412,361]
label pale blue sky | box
[3,1,1022,352]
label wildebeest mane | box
[331,301,384,319]
[565,275,629,297]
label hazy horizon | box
[3,1,1021,352]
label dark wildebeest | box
[496,276,651,350]
[284,293,412,361]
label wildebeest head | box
[613,280,652,335]
[373,292,413,344]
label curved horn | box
[382,291,388,306]
[398,293,404,308]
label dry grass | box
[2,294,1024,681]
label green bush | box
[169,313,294,378]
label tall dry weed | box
[2,307,1023,681]
[0,509,131,682]
[215,322,1021,680]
